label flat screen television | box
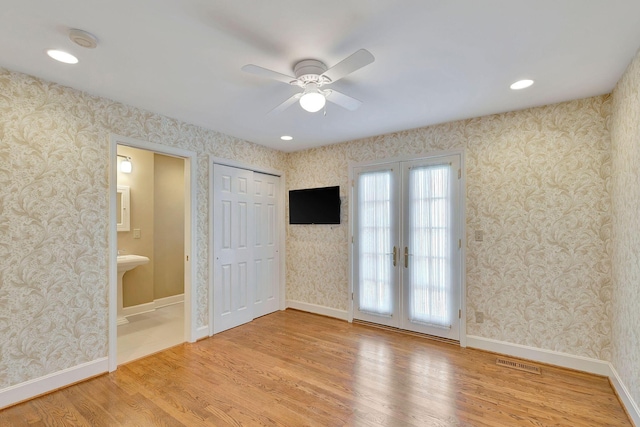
[289,186,340,224]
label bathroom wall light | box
[117,155,132,173]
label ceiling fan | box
[241,49,375,114]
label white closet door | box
[252,172,280,318]
[353,164,401,328]
[213,164,255,333]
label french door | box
[353,154,462,340]
[212,164,281,334]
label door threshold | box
[352,319,459,345]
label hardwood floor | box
[1,310,631,426]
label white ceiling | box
[2,1,640,152]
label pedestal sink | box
[117,255,150,325]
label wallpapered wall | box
[286,95,612,360]
[0,68,286,389]
[611,50,640,408]
[0,63,624,394]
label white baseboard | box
[286,300,349,321]
[467,335,639,425]
[154,294,184,309]
[122,294,184,318]
[122,301,155,318]
[467,335,611,376]
[608,364,640,426]
[196,325,210,340]
[0,357,108,410]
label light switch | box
[474,230,484,242]
[133,228,141,239]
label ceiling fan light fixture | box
[299,83,326,112]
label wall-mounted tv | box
[289,186,340,224]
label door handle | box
[404,246,409,268]
[392,246,397,267]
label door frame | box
[348,149,467,347]
[108,134,198,372]
[209,157,286,336]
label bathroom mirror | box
[117,185,130,232]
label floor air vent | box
[496,357,541,375]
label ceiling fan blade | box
[241,64,296,85]
[267,93,301,115]
[321,49,375,83]
[325,90,363,111]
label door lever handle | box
[404,246,409,268]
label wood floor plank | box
[0,310,632,426]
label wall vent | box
[496,357,541,375]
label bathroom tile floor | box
[117,302,184,365]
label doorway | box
[351,152,464,341]
[108,135,197,371]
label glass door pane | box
[408,164,451,326]
[358,170,392,315]
[353,165,400,327]
[401,157,460,339]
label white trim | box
[286,300,349,321]
[210,156,282,177]
[609,364,640,426]
[122,301,155,318]
[109,134,198,372]
[0,358,108,410]
[196,325,210,341]
[120,294,185,318]
[467,335,611,376]
[458,150,467,348]
[278,170,287,312]
[350,149,465,169]
[108,139,118,371]
[154,294,184,309]
[347,167,355,323]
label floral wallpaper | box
[0,68,285,389]
[0,60,629,396]
[611,49,640,408]
[286,96,613,360]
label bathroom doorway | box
[108,135,197,371]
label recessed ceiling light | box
[510,79,534,90]
[280,135,293,141]
[46,49,78,64]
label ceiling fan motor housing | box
[293,59,330,86]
